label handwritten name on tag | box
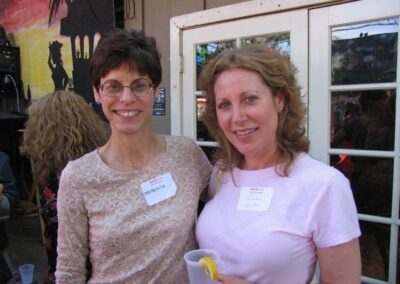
[140,173,177,206]
[236,187,273,211]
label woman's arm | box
[55,167,89,283]
[317,238,361,284]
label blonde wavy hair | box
[199,46,309,176]
[23,90,109,185]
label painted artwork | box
[0,0,114,105]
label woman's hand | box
[218,273,251,284]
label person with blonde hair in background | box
[196,46,361,284]
[23,90,108,283]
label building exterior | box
[163,0,398,283]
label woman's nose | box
[232,105,247,123]
[119,86,137,103]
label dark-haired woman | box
[55,29,211,283]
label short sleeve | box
[311,171,361,248]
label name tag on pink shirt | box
[140,173,177,206]
[237,187,274,211]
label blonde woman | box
[196,46,361,284]
[23,90,108,283]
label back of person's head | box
[90,28,162,92]
[199,46,309,175]
[23,90,109,185]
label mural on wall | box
[0,0,114,105]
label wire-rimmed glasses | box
[99,79,154,98]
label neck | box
[241,148,282,170]
[105,133,161,170]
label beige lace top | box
[55,136,211,284]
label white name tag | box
[237,187,273,211]
[140,173,177,206]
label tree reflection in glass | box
[196,40,236,90]
[331,18,398,85]
[241,32,290,56]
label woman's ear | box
[274,91,285,112]
[153,86,160,100]
[93,86,101,103]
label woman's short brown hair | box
[199,46,309,176]
[90,28,162,92]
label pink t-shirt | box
[196,153,361,284]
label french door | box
[309,0,400,283]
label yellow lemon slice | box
[199,256,218,280]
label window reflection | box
[241,32,290,55]
[196,40,236,90]
[331,18,398,84]
[196,96,214,142]
[330,155,393,217]
[331,89,395,151]
[359,221,389,281]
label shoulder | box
[166,135,197,147]
[165,135,202,154]
[165,135,211,176]
[291,153,344,180]
[61,150,98,181]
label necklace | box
[108,137,159,170]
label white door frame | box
[170,0,353,136]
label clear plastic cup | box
[184,249,221,284]
[18,264,34,284]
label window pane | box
[331,18,398,85]
[396,232,400,283]
[200,146,217,162]
[196,96,215,142]
[359,221,389,281]
[196,40,236,90]
[330,156,393,217]
[331,89,395,151]
[241,32,290,56]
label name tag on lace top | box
[140,173,177,206]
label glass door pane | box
[331,18,398,85]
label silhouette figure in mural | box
[0,25,11,46]
[48,41,69,90]
[48,0,114,114]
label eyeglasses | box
[99,79,154,98]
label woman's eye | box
[217,102,230,109]
[133,82,148,91]
[245,95,258,103]
[105,83,121,92]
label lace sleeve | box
[55,163,89,284]
[191,141,212,195]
